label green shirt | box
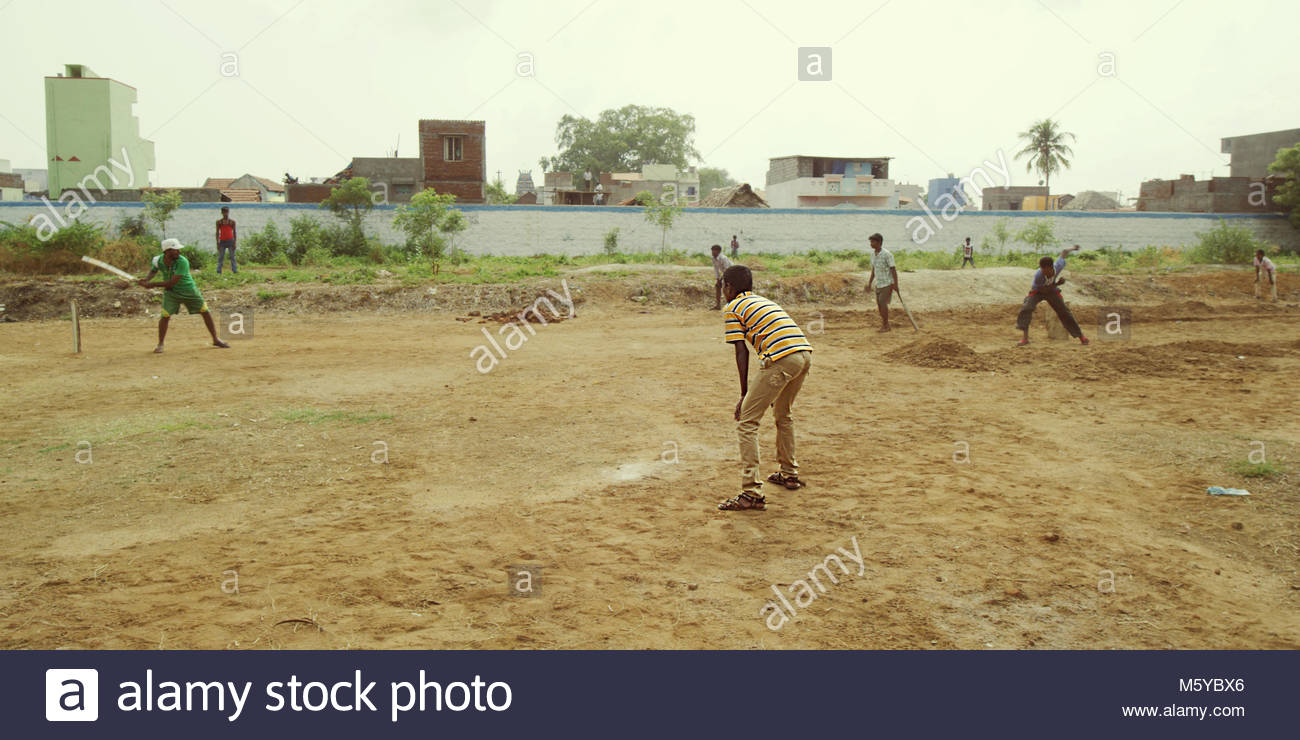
[153,254,202,300]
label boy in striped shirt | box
[718,265,813,511]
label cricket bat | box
[81,255,137,281]
[895,290,920,331]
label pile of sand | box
[1063,190,1122,210]
[884,337,993,372]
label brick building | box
[419,119,485,203]
[1136,174,1283,213]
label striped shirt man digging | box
[718,264,813,512]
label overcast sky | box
[2,0,1296,202]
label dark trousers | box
[217,241,237,273]
[961,256,974,268]
[1016,290,1082,337]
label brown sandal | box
[767,472,805,490]
[717,492,766,511]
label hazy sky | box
[2,0,1296,202]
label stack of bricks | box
[419,119,485,204]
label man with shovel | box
[865,233,900,332]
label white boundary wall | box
[2,202,1295,255]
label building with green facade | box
[44,64,155,198]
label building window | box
[444,136,464,162]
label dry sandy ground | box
[1,269,1298,649]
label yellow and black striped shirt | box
[724,292,812,361]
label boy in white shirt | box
[1254,249,1278,302]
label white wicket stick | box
[81,255,137,281]
[71,300,81,353]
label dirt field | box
[1,268,1298,649]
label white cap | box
[161,238,183,251]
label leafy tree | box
[698,167,737,198]
[485,177,518,205]
[142,189,182,237]
[542,104,700,175]
[1268,143,1300,230]
[320,177,376,231]
[1015,218,1059,252]
[980,217,1013,254]
[319,177,377,255]
[638,190,682,255]
[1015,119,1076,203]
[394,188,468,273]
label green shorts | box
[161,291,208,317]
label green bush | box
[302,246,332,266]
[244,222,290,264]
[603,227,620,255]
[288,215,324,263]
[1189,220,1267,264]
[321,223,367,258]
[180,245,205,271]
[117,213,152,240]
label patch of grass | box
[157,419,214,433]
[200,270,266,289]
[1228,460,1285,478]
[37,443,73,454]
[279,408,393,425]
[257,289,290,301]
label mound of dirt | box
[884,337,994,372]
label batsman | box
[136,238,230,353]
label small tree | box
[142,189,182,237]
[485,177,518,205]
[1269,143,1300,230]
[603,227,620,256]
[394,188,467,273]
[1015,218,1059,253]
[320,177,376,231]
[638,189,682,254]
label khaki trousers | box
[737,350,811,494]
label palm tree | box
[1015,119,1076,209]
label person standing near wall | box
[215,207,238,274]
[960,237,975,268]
[730,235,740,259]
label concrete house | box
[764,155,895,208]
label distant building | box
[696,183,769,208]
[1220,128,1300,178]
[765,155,895,208]
[326,158,422,203]
[515,170,536,198]
[202,174,287,203]
[981,185,1047,210]
[419,119,485,203]
[45,64,155,198]
[926,175,968,210]
[0,172,22,201]
[13,167,48,194]
[601,164,699,206]
[1137,174,1283,213]
[895,183,924,208]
